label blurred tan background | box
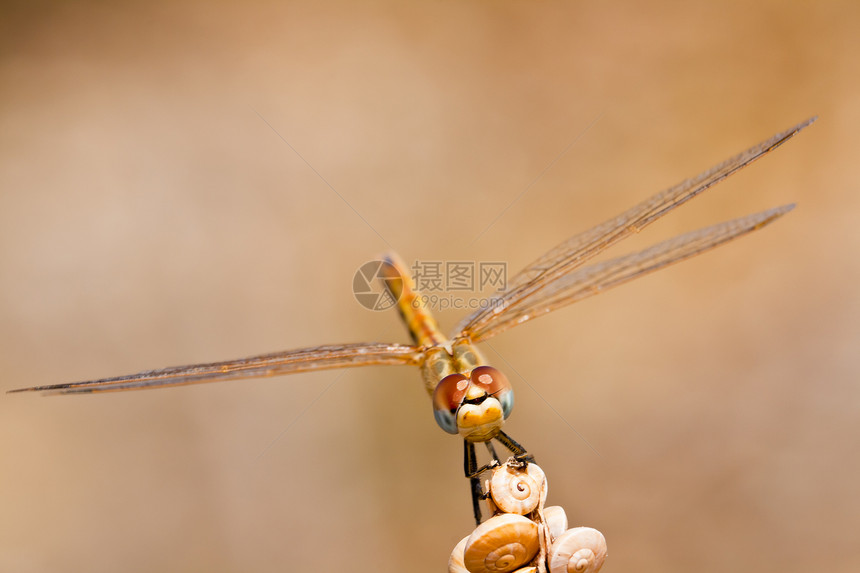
[1,1,857,572]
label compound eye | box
[432,373,469,434]
[470,366,514,419]
[470,366,510,395]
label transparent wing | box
[467,205,793,342]
[452,118,815,339]
[8,342,424,394]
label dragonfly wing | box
[9,342,424,394]
[451,118,814,339]
[468,205,794,341]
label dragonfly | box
[10,118,815,524]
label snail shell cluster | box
[449,460,607,573]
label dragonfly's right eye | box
[432,373,469,434]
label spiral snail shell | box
[543,506,568,540]
[463,513,540,573]
[448,536,470,573]
[547,527,607,573]
[489,462,546,515]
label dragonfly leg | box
[484,440,500,463]
[464,441,484,525]
[495,430,536,464]
[464,440,506,524]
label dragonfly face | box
[432,365,514,442]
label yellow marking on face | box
[457,397,504,442]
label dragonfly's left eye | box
[432,373,469,434]
[470,366,510,394]
[470,366,514,419]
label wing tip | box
[770,202,797,216]
[7,386,44,394]
[746,203,796,232]
[799,115,818,128]
[778,116,817,143]
[756,117,817,159]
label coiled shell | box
[543,506,568,540]
[464,513,540,573]
[547,527,607,573]
[449,536,470,573]
[489,463,546,515]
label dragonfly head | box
[432,366,514,442]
